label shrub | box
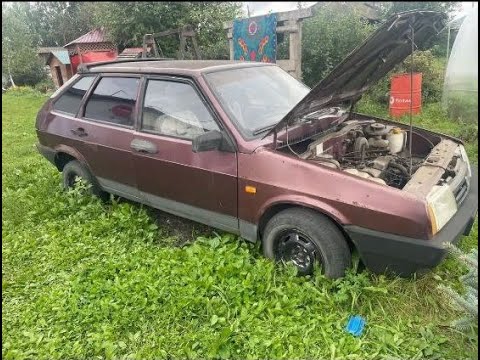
[301,4,374,87]
[9,59,48,87]
[5,85,43,96]
[367,50,446,105]
[34,77,56,94]
[199,40,230,60]
[301,7,445,106]
[444,93,478,123]
[401,50,445,103]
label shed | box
[46,50,73,87]
[64,28,117,74]
[37,47,74,87]
[38,47,65,64]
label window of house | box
[53,76,95,116]
[141,79,219,139]
[84,77,139,126]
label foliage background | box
[2,1,242,87]
[1,1,462,89]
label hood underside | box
[266,10,447,137]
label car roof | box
[85,59,275,76]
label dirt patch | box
[154,210,215,247]
[109,196,220,247]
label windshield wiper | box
[252,124,276,135]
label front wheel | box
[262,208,351,278]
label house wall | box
[48,57,72,88]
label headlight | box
[458,144,472,177]
[426,185,458,236]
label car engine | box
[285,119,432,189]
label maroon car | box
[36,11,477,278]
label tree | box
[377,2,460,17]
[23,2,95,47]
[301,4,374,87]
[182,2,244,59]
[377,2,461,56]
[91,2,242,59]
[2,4,46,86]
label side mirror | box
[192,130,223,152]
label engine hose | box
[389,161,410,179]
[313,158,341,169]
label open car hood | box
[265,10,446,138]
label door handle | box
[130,139,158,154]
[71,127,88,137]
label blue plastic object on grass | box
[346,315,366,336]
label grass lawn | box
[2,90,478,359]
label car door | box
[47,75,98,167]
[75,74,141,200]
[131,76,238,232]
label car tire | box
[62,160,104,198]
[262,208,351,278]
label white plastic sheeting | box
[442,6,478,122]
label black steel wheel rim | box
[66,171,81,188]
[274,230,318,274]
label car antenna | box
[408,22,415,176]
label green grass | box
[2,91,478,359]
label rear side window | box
[84,77,139,127]
[53,76,95,116]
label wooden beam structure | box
[142,25,201,60]
[224,7,313,80]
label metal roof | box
[64,28,110,47]
[50,50,71,65]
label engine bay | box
[277,118,463,190]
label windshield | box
[204,65,310,139]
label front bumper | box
[345,167,478,276]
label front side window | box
[84,77,139,126]
[141,79,219,139]
[204,65,310,139]
[53,76,95,116]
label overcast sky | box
[241,2,477,19]
[241,2,315,16]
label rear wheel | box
[262,208,351,278]
[62,160,104,198]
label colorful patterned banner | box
[233,14,277,63]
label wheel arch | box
[256,199,355,250]
[53,145,102,192]
[53,145,91,172]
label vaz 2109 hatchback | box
[36,11,477,278]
